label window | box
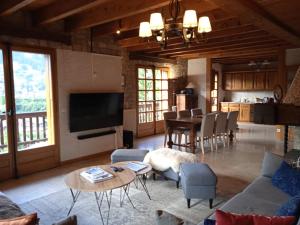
[211,71,218,112]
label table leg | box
[284,125,289,154]
[120,184,135,209]
[137,174,151,200]
[94,192,105,225]
[189,126,196,154]
[67,189,81,216]
[167,127,174,149]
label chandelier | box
[138,0,212,48]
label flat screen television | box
[69,93,124,132]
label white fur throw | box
[143,148,198,173]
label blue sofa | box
[198,151,300,225]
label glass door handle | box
[6,109,13,116]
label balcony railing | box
[0,112,47,150]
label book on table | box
[80,167,113,183]
[126,162,148,172]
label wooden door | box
[11,47,60,176]
[0,45,16,180]
[243,72,254,90]
[253,72,266,90]
[240,104,251,122]
[137,67,169,137]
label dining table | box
[166,117,202,154]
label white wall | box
[56,49,123,161]
[187,58,207,112]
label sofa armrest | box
[261,152,283,178]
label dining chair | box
[163,111,183,147]
[226,111,239,144]
[178,110,192,145]
[214,112,228,150]
[191,108,203,118]
[196,113,216,154]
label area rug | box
[19,178,226,225]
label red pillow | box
[215,210,295,225]
[215,210,253,225]
[252,215,295,225]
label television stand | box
[77,130,116,140]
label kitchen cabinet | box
[223,70,276,91]
[220,102,254,122]
[265,71,277,90]
[243,72,254,89]
[253,72,265,90]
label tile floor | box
[0,123,284,204]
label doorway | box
[0,45,59,180]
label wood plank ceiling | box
[0,0,299,63]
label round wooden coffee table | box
[65,165,136,225]
[112,161,152,200]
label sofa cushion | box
[243,176,290,205]
[261,152,283,178]
[212,193,281,218]
[0,213,38,225]
[272,161,300,196]
[0,193,24,219]
[277,194,300,218]
[111,149,149,163]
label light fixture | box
[248,60,271,71]
[138,0,212,48]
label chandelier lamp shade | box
[138,0,212,48]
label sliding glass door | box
[0,45,59,180]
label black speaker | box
[123,130,133,148]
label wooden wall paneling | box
[265,71,277,90]
[232,73,243,90]
[253,72,266,90]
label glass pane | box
[162,100,168,110]
[147,112,153,122]
[138,80,145,90]
[215,74,218,81]
[139,113,146,124]
[162,91,168,100]
[214,82,218,90]
[155,80,161,90]
[138,68,145,79]
[162,70,168,79]
[0,50,8,154]
[156,101,162,110]
[155,91,162,100]
[146,69,153,79]
[156,111,163,121]
[155,69,161,79]
[138,102,146,112]
[146,80,153,90]
[145,102,153,112]
[12,51,54,151]
[146,91,153,101]
[138,91,145,101]
[162,80,168,89]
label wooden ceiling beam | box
[209,0,300,46]
[0,23,71,45]
[34,0,111,25]
[65,0,174,32]
[129,53,177,64]
[159,39,286,57]
[175,49,279,59]
[0,0,36,16]
[92,3,221,37]
[146,30,270,54]
[119,24,258,49]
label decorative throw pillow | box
[215,210,253,225]
[277,194,300,218]
[252,215,295,225]
[215,210,295,225]
[203,219,215,225]
[0,213,38,225]
[272,161,300,196]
